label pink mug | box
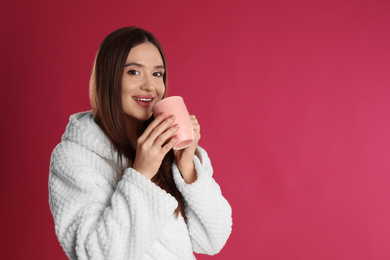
[152,96,194,150]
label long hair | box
[89,27,186,219]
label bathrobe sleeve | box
[49,141,178,260]
[172,147,233,255]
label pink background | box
[1,0,390,259]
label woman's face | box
[121,42,165,122]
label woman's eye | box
[128,70,140,75]
[153,72,163,77]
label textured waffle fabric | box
[49,111,232,259]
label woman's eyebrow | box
[124,62,165,70]
[124,62,143,68]
[154,65,165,70]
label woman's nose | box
[140,75,155,91]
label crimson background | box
[1,0,390,259]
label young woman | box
[49,27,232,259]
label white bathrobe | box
[49,111,232,260]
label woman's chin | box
[142,112,154,121]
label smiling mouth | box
[133,97,153,102]
[132,96,155,107]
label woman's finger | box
[138,113,166,142]
[189,115,200,134]
[161,134,178,153]
[147,114,176,143]
[189,115,198,122]
[154,124,180,147]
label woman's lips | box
[132,95,155,107]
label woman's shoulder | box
[61,111,99,144]
[54,111,117,160]
[50,111,125,180]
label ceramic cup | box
[152,96,194,150]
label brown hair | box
[90,27,186,219]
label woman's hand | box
[173,115,201,184]
[133,113,179,179]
